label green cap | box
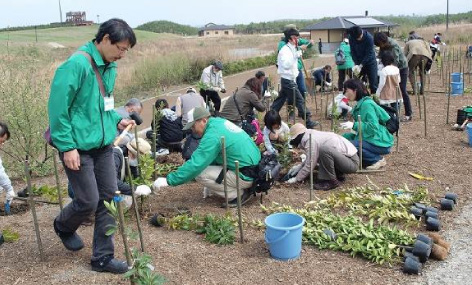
[182,107,211,131]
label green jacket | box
[336,42,354,70]
[278,38,312,70]
[388,38,408,69]
[48,41,122,152]
[342,96,394,148]
[167,117,261,185]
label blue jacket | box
[349,30,376,67]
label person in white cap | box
[286,123,359,190]
[336,38,354,92]
[153,106,261,207]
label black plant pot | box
[0,233,4,246]
[426,217,441,231]
[412,240,431,263]
[149,213,165,227]
[417,233,433,246]
[410,206,423,219]
[403,256,422,274]
[440,198,454,211]
[414,203,427,213]
[403,251,420,263]
[425,206,439,213]
[425,211,439,219]
[444,192,458,204]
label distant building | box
[65,11,93,26]
[198,23,234,37]
[302,12,398,53]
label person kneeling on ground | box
[262,110,290,155]
[152,107,261,207]
[146,99,184,153]
[340,78,394,170]
[313,65,332,92]
[286,123,359,190]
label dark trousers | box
[200,89,221,111]
[363,62,378,94]
[317,145,359,180]
[271,78,312,119]
[338,68,353,91]
[57,145,116,261]
[295,70,307,97]
[399,67,412,116]
[351,140,391,167]
[408,55,429,95]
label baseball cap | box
[290,123,307,139]
[213,61,224,70]
[182,107,211,131]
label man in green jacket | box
[153,107,261,207]
[48,18,136,274]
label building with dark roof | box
[198,23,234,37]
[302,13,398,53]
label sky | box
[0,0,470,29]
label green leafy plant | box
[124,249,166,285]
[133,154,155,187]
[30,184,68,203]
[275,138,293,171]
[103,200,120,236]
[2,228,20,242]
[155,164,179,176]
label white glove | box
[152,177,168,192]
[340,121,354,130]
[6,189,16,202]
[300,153,307,163]
[285,177,298,184]
[296,50,303,58]
[352,65,362,74]
[135,185,152,196]
[442,42,446,46]
[325,82,332,87]
[264,90,271,97]
[288,164,303,177]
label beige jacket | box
[295,130,357,182]
[404,39,432,62]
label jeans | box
[351,140,391,167]
[200,89,221,111]
[271,78,312,119]
[399,67,412,116]
[57,145,117,261]
[296,70,307,97]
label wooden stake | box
[221,137,228,209]
[125,158,145,253]
[235,161,244,243]
[395,86,400,153]
[358,115,363,170]
[133,127,144,214]
[446,69,451,125]
[115,191,132,267]
[309,133,313,201]
[52,149,63,210]
[25,157,45,261]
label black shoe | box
[306,120,320,129]
[91,255,129,274]
[221,190,253,208]
[54,219,84,251]
[314,179,340,191]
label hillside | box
[136,20,198,35]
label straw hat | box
[290,123,307,139]
[126,138,151,156]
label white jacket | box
[0,156,13,195]
[277,42,300,81]
[201,65,225,91]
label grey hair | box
[125,98,143,108]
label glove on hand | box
[340,121,354,130]
[325,82,332,87]
[220,88,226,93]
[152,178,168,192]
[285,177,298,184]
[296,50,303,58]
[352,65,362,74]
[213,87,221,92]
[135,185,151,196]
[300,154,307,163]
[6,189,16,203]
[287,163,303,177]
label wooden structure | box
[198,23,234,37]
[65,11,93,26]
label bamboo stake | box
[151,106,157,181]
[133,127,144,214]
[235,161,244,243]
[292,87,296,125]
[125,157,145,253]
[358,115,363,170]
[14,196,60,204]
[52,149,63,210]
[395,86,400,153]
[221,137,228,209]
[25,157,45,261]
[309,133,313,201]
[304,92,307,127]
[446,69,451,125]
[422,61,428,138]
[115,191,132,267]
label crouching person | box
[152,107,261,207]
[286,123,359,190]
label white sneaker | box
[202,187,212,199]
[155,148,169,156]
[366,158,386,170]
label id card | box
[104,96,114,111]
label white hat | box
[344,38,349,43]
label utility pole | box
[58,0,63,23]
[446,0,449,31]
[97,15,100,25]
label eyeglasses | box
[114,43,129,54]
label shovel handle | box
[114,124,133,146]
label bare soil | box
[1,55,472,284]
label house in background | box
[198,23,234,37]
[302,12,398,53]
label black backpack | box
[379,105,400,134]
[240,153,281,196]
[335,48,346,65]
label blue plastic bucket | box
[451,82,464,95]
[451,72,463,83]
[264,212,305,260]
[467,123,472,147]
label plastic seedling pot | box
[410,206,423,219]
[414,202,427,213]
[440,198,454,211]
[150,213,165,227]
[444,192,458,204]
[417,233,433,246]
[403,252,420,263]
[426,217,441,231]
[425,211,439,219]
[412,240,431,263]
[403,256,422,274]
[0,233,4,246]
[425,206,439,213]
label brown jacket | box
[404,39,432,62]
[295,130,357,182]
[220,85,265,124]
